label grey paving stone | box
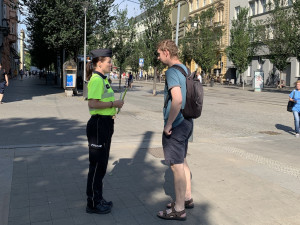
[8,222,30,225]
[128,206,157,224]
[93,213,115,225]
[9,199,29,209]
[8,207,29,218]
[29,205,51,223]
[8,213,30,224]
[50,208,70,220]
[31,221,52,225]
[52,217,75,225]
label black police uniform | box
[86,49,115,214]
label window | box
[261,0,266,13]
[197,0,199,9]
[3,4,6,19]
[203,0,206,7]
[249,2,255,16]
[235,6,240,18]
[288,0,293,6]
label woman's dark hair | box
[86,56,107,80]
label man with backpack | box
[156,39,198,221]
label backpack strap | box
[164,65,190,109]
[171,64,191,77]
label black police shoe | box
[101,198,113,207]
[86,202,111,214]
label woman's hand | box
[113,100,124,108]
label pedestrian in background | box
[85,49,124,214]
[19,69,24,80]
[156,40,194,221]
[128,72,133,88]
[289,80,300,137]
[0,63,8,104]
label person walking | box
[85,49,124,214]
[128,72,133,88]
[289,80,300,137]
[19,69,24,80]
[156,40,193,221]
[0,63,8,104]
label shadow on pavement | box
[108,131,211,224]
[4,78,63,103]
[275,123,295,135]
[0,117,86,146]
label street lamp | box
[83,1,89,99]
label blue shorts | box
[162,118,193,165]
[0,81,6,94]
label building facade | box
[0,0,19,76]
[170,0,230,80]
[227,0,299,86]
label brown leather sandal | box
[166,198,194,209]
[157,204,186,221]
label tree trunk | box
[153,67,157,96]
[119,69,122,89]
[279,71,283,89]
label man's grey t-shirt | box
[163,64,187,128]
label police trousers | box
[86,115,114,208]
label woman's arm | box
[5,74,8,86]
[88,99,124,109]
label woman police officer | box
[85,49,124,214]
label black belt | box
[91,114,115,119]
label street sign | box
[139,58,144,67]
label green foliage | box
[226,8,254,74]
[21,0,114,69]
[125,38,145,75]
[112,9,135,74]
[24,51,31,71]
[291,0,300,61]
[181,7,223,74]
[264,0,294,72]
[140,0,172,69]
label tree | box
[291,0,300,61]
[125,38,145,77]
[140,0,172,95]
[112,9,135,88]
[21,0,114,72]
[264,0,294,88]
[181,7,223,82]
[226,8,255,88]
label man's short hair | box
[157,39,178,58]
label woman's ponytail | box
[86,61,93,81]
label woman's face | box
[297,82,300,90]
[98,57,112,74]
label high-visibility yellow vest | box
[88,73,116,116]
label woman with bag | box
[289,80,300,137]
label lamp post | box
[83,1,89,99]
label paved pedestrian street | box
[1,77,300,225]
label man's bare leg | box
[171,163,186,211]
[183,158,192,201]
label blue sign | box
[66,74,74,87]
[139,58,144,67]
